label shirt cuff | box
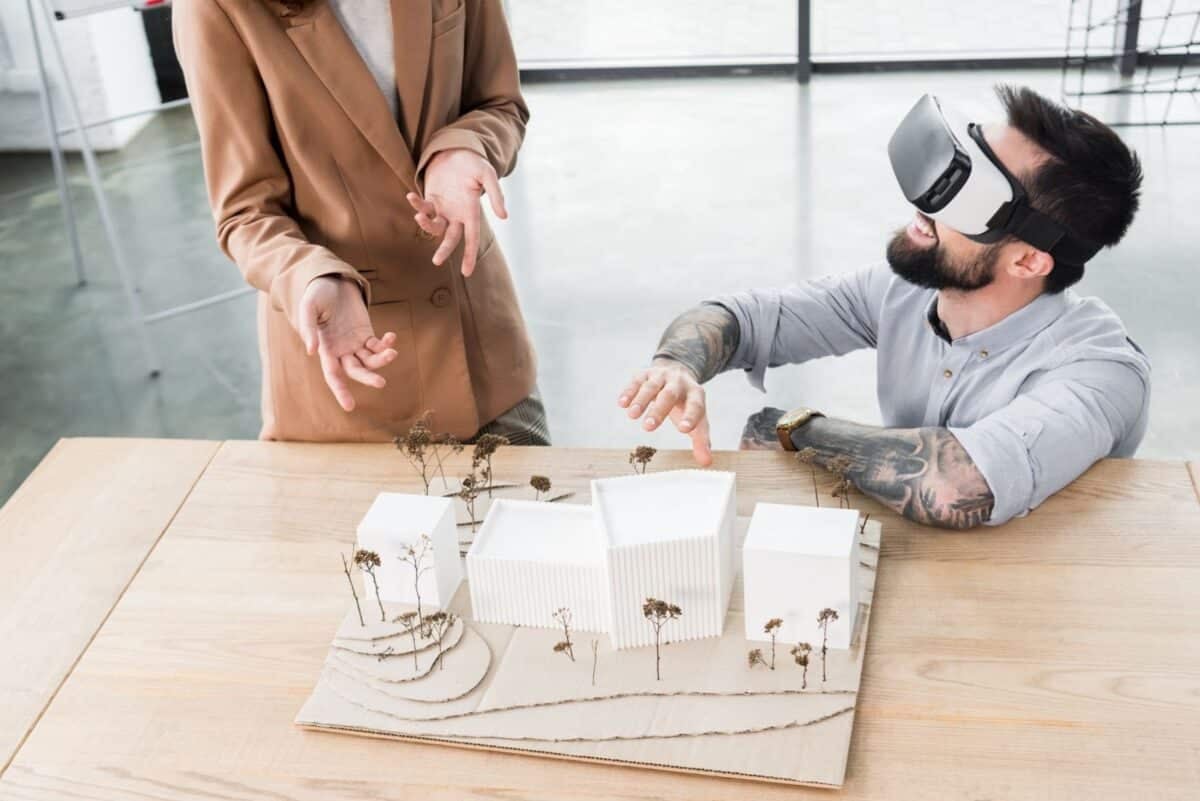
[703,290,780,392]
[949,419,1040,526]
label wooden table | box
[1,438,1198,800]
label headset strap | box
[990,199,1104,267]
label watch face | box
[777,410,807,430]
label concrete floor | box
[2,69,1198,504]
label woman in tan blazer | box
[172,0,545,444]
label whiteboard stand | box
[30,0,256,379]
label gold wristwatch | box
[775,407,824,451]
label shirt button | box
[430,287,452,308]
[943,369,953,378]
[979,349,989,358]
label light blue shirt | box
[709,264,1151,525]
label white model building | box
[467,499,609,632]
[356,493,463,609]
[465,470,737,650]
[741,503,859,650]
[594,470,737,649]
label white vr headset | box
[887,94,1101,266]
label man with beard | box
[617,86,1149,529]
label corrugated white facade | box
[594,471,737,650]
[466,500,609,632]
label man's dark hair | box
[996,85,1143,293]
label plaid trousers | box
[471,388,551,446]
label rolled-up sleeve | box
[706,263,891,390]
[950,360,1149,525]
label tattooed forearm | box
[652,305,740,384]
[790,416,994,530]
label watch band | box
[775,408,824,451]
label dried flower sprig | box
[353,549,386,622]
[642,597,682,681]
[396,610,421,669]
[747,648,768,669]
[425,610,457,670]
[395,413,436,495]
[791,642,813,689]
[398,534,433,623]
[530,475,552,501]
[473,433,509,497]
[340,549,365,627]
[817,607,840,682]
[629,445,657,475]
[763,617,783,670]
[827,455,855,509]
[552,607,576,662]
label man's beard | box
[886,227,1001,292]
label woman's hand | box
[408,148,507,277]
[297,276,398,412]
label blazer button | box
[417,227,435,241]
[430,287,452,308]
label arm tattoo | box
[790,416,994,530]
[652,305,740,384]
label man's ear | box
[1008,246,1054,282]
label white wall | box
[0,3,160,151]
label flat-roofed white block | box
[593,470,737,649]
[742,504,859,650]
[466,500,608,631]
[356,493,462,609]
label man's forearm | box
[791,416,994,530]
[652,304,740,384]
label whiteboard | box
[49,0,171,19]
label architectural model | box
[355,493,462,609]
[467,499,609,632]
[742,503,859,649]
[301,460,883,788]
[466,470,736,649]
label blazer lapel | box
[285,1,417,188]
[393,0,432,153]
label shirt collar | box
[925,290,1071,353]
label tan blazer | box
[173,0,536,442]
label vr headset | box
[887,94,1101,267]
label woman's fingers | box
[318,347,355,412]
[355,345,398,371]
[481,170,507,219]
[406,192,436,217]
[432,221,463,267]
[415,211,447,236]
[340,353,386,389]
[460,207,481,277]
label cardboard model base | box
[298,515,882,788]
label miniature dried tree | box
[431,430,464,492]
[425,610,457,670]
[340,550,365,627]
[791,642,813,689]
[353,549,386,622]
[458,474,482,532]
[747,648,767,669]
[642,597,682,681]
[827,455,855,509]
[763,617,783,669]
[530,475,552,501]
[629,445,657,475]
[396,610,422,669]
[397,534,434,623]
[395,414,436,494]
[473,433,509,497]
[552,607,576,662]
[817,607,840,682]
[859,513,871,537]
[795,447,821,507]
[590,639,600,686]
